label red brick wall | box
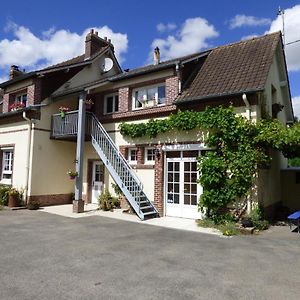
[2,94,9,113]
[119,87,130,112]
[27,79,42,106]
[28,194,73,206]
[166,76,179,105]
[154,144,164,216]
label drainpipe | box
[175,63,182,94]
[22,111,33,204]
[242,93,251,120]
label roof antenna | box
[277,7,285,49]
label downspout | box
[22,111,33,205]
[242,93,251,120]
[175,63,182,94]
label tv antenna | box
[277,7,285,48]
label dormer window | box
[15,93,27,107]
[132,84,165,110]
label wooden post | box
[73,91,86,213]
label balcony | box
[51,110,92,140]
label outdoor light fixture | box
[155,147,161,159]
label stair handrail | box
[88,112,144,191]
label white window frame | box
[104,93,119,115]
[1,148,14,184]
[145,147,155,164]
[15,93,27,107]
[128,148,138,164]
[132,84,166,110]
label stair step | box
[143,211,157,216]
[140,205,153,210]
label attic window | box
[132,84,165,110]
[15,93,27,107]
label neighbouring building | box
[0,30,295,219]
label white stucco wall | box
[0,122,30,190]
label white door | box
[166,157,202,219]
[91,162,104,204]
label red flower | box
[9,102,25,111]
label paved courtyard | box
[0,209,299,300]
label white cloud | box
[292,96,300,119]
[0,22,128,72]
[241,34,258,41]
[268,5,300,72]
[156,22,177,33]
[229,14,271,29]
[0,75,8,84]
[150,17,218,61]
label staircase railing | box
[51,111,158,220]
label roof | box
[109,52,210,82]
[176,32,282,102]
[0,46,111,88]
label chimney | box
[85,29,112,59]
[154,47,160,65]
[9,65,24,80]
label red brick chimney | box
[9,65,24,80]
[85,29,112,59]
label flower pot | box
[60,111,65,118]
[8,194,20,208]
[27,202,40,210]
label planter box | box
[8,194,20,208]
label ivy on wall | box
[119,107,300,218]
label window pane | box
[158,86,166,104]
[22,94,27,106]
[147,88,156,101]
[106,96,113,113]
[146,148,155,161]
[191,195,197,206]
[114,95,119,112]
[135,91,143,108]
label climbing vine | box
[119,107,300,218]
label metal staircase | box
[52,111,159,220]
[89,113,158,220]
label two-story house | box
[0,30,294,220]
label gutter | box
[242,93,251,120]
[22,111,34,204]
[175,88,263,104]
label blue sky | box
[0,0,300,116]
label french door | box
[166,157,202,219]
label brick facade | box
[118,87,130,112]
[28,194,73,206]
[154,144,164,216]
[2,94,9,113]
[166,76,179,105]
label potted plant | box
[85,99,94,111]
[9,102,25,112]
[27,199,40,210]
[59,106,70,118]
[67,170,78,180]
[8,188,20,207]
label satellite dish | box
[101,57,113,72]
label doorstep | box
[39,204,221,236]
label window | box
[104,94,119,114]
[128,148,138,164]
[15,93,27,107]
[132,85,165,109]
[1,149,13,184]
[145,147,155,164]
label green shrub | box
[219,222,239,236]
[196,218,216,228]
[0,185,11,206]
[247,204,269,230]
[98,190,120,211]
[252,219,269,230]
